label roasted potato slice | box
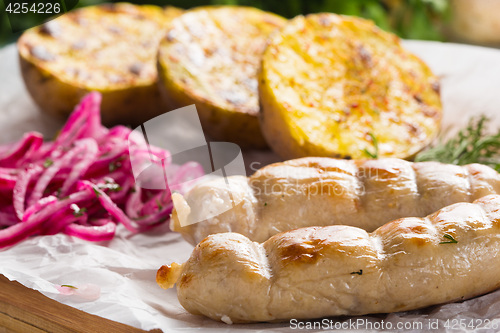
[157,6,286,149]
[18,3,182,126]
[259,13,442,160]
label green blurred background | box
[0,0,449,47]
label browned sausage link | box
[159,194,500,323]
[171,157,500,244]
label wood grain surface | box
[0,275,162,333]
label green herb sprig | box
[156,199,163,211]
[439,233,458,244]
[70,204,87,217]
[415,116,500,171]
[92,187,101,198]
[43,158,54,168]
[61,284,78,289]
[363,132,379,159]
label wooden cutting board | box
[0,275,161,333]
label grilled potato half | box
[18,3,182,126]
[259,13,442,160]
[157,6,286,149]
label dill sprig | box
[439,233,458,244]
[363,132,379,159]
[61,284,78,289]
[415,116,500,171]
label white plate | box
[0,40,500,332]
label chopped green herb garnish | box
[133,214,151,221]
[97,179,122,192]
[362,132,379,159]
[156,199,163,211]
[351,269,363,275]
[264,202,268,206]
[439,233,458,244]
[108,183,122,192]
[70,204,87,217]
[109,156,127,172]
[61,284,78,289]
[92,187,101,197]
[109,161,122,172]
[415,116,500,171]
[43,158,54,168]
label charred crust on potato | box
[258,13,442,160]
[157,6,286,148]
[17,4,183,126]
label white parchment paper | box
[1,41,500,332]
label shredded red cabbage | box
[0,92,204,248]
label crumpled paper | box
[1,40,500,332]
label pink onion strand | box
[0,92,204,248]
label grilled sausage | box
[170,157,500,244]
[158,194,500,323]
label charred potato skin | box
[18,4,183,127]
[19,54,165,126]
[157,61,266,149]
[259,13,442,160]
[157,6,286,149]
